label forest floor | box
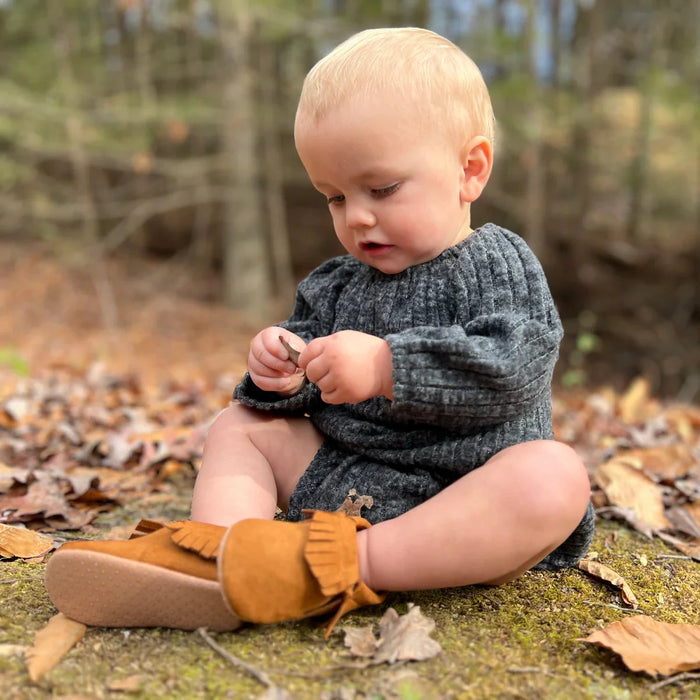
[1,241,700,699]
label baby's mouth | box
[359,241,393,253]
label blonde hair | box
[295,27,495,149]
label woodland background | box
[1,0,698,401]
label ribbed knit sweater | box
[234,223,594,569]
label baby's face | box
[295,92,473,274]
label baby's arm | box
[387,315,562,426]
[298,330,394,404]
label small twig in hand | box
[649,672,700,691]
[279,335,301,366]
[197,627,274,689]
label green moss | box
[1,519,699,699]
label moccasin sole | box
[45,548,241,631]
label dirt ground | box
[0,240,258,388]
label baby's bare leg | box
[190,402,324,526]
[357,441,591,590]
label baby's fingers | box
[250,355,297,379]
[297,337,326,370]
[250,343,296,375]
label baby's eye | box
[371,183,400,198]
[326,194,345,205]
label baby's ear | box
[459,137,493,203]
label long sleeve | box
[388,314,561,425]
[387,226,562,427]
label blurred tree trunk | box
[550,0,562,89]
[626,68,653,242]
[48,3,118,331]
[570,0,603,270]
[135,1,155,104]
[523,0,546,262]
[218,4,271,317]
[259,40,295,302]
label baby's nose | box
[345,200,376,229]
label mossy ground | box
[2,512,699,700]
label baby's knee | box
[525,441,591,525]
[205,403,263,443]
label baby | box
[45,27,595,637]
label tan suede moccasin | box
[44,520,240,631]
[45,510,385,638]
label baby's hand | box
[248,327,307,394]
[299,330,393,404]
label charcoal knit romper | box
[234,223,595,570]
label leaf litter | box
[559,377,700,683]
[1,356,700,688]
[0,365,228,533]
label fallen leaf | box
[615,445,699,483]
[343,624,381,658]
[0,462,30,494]
[665,504,700,539]
[666,405,700,440]
[657,532,700,561]
[25,613,87,682]
[682,500,700,531]
[108,674,146,692]
[618,377,656,423]
[578,559,639,608]
[594,459,671,534]
[0,523,54,559]
[375,606,442,664]
[338,489,374,518]
[343,605,441,666]
[580,615,700,677]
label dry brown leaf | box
[342,624,379,658]
[665,505,700,539]
[578,559,639,608]
[657,532,700,561]
[666,405,700,436]
[614,445,698,483]
[580,615,700,677]
[26,613,87,682]
[0,523,54,559]
[0,462,26,494]
[343,605,441,666]
[682,500,700,531]
[671,539,700,560]
[108,674,146,692]
[594,459,671,534]
[337,489,374,518]
[618,377,656,423]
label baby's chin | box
[362,251,446,275]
